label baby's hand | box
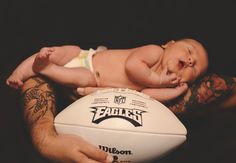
[159,68,180,87]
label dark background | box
[1,0,236,163]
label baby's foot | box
[33,48,54,73]
[39,47,55,58]
[6,73,23,89]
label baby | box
[6,38,208,103]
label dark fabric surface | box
[1,0,236,162]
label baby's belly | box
[92,49,144,90]
[98,75,144,91]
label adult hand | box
[77,87,110,96]
[21,76,113,163]
[40,134,113,163]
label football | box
[54,88,187,163]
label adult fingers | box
[77,87,110,96]
[74,152,103,163]
[80,143,113,163]
[84,87,109,94]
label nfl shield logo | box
[114,95,126,104]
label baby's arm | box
[141,83,188,103]
[125,45,178,88]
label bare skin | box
[21,76,113,163]
[21,75,236,163]
[6,45,80,89]
[6,39,208,103]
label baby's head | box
[161,38,208,83]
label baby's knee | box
[74,70,97,87]
[62,45,81,54]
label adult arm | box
[21,76,112,163]
[76,83,188,104]
[167,74,236,114]
[77,74,236,115]
[77,84,188,104]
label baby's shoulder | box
[139,44,163,53]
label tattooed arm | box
[76,74,236,115]
[21,76,56,157]
[21,76,112,163]
[167,74,236,114]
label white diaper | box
[64,48,96,72]
[64,46,107,72]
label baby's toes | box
[10,79,23,89]
[44,49,54,58]
[16,79,23,87]
[43,51,50,58]
[38,52,50,60]
[48,47,55,52]
[6,76,15,85]
[6,77,11,85]
[39,48,51,58]
[38,52,46,59]
[7,80,17,89]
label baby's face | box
[162,39,208,83]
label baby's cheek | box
[177,72,187,83]
[182,69,196,82]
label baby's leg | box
[40,45,81,66]
[33,45,81,72]
[38,64,97,87]
[33,45,97,87]
[32,50,52,73]
[6,54,37,89]
[6,45,80,89]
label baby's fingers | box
[171,77,180,84]
[176,83,188,94]
[168,73,179,83]
[178,82,188,89]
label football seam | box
[54,122,187,136]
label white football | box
[54,88,187,163]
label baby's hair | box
[177,38,208,56]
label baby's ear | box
[161,40,175,49]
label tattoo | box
[21,77,55,126]
[168,74,236,114]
